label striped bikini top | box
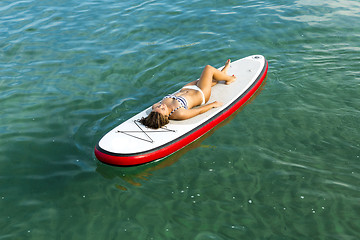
[162,94,188,117]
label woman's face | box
[152,102,168,116]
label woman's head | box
[139,111,169,129]
[152,102,168,115]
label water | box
[1,0,359,239]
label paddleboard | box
[95,55,268,166]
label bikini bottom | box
[182,85,206,105]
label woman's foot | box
[221,59,231,74]
[221,59,236,84]
[224,59,236,84]
[225,74,236,85]
[212,60,230,86]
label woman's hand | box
[211,101,223,108]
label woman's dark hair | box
[139,111,169,129]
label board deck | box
[95,55,268,166]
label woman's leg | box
[197,60,236,101]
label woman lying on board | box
[140,59,236,129]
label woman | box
[140,59,236,129]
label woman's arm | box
[173,101,223,120]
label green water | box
[1,0,359,239]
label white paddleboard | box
[95,55,268,166]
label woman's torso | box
[166,87,202,110]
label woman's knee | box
[204,65,213,71]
